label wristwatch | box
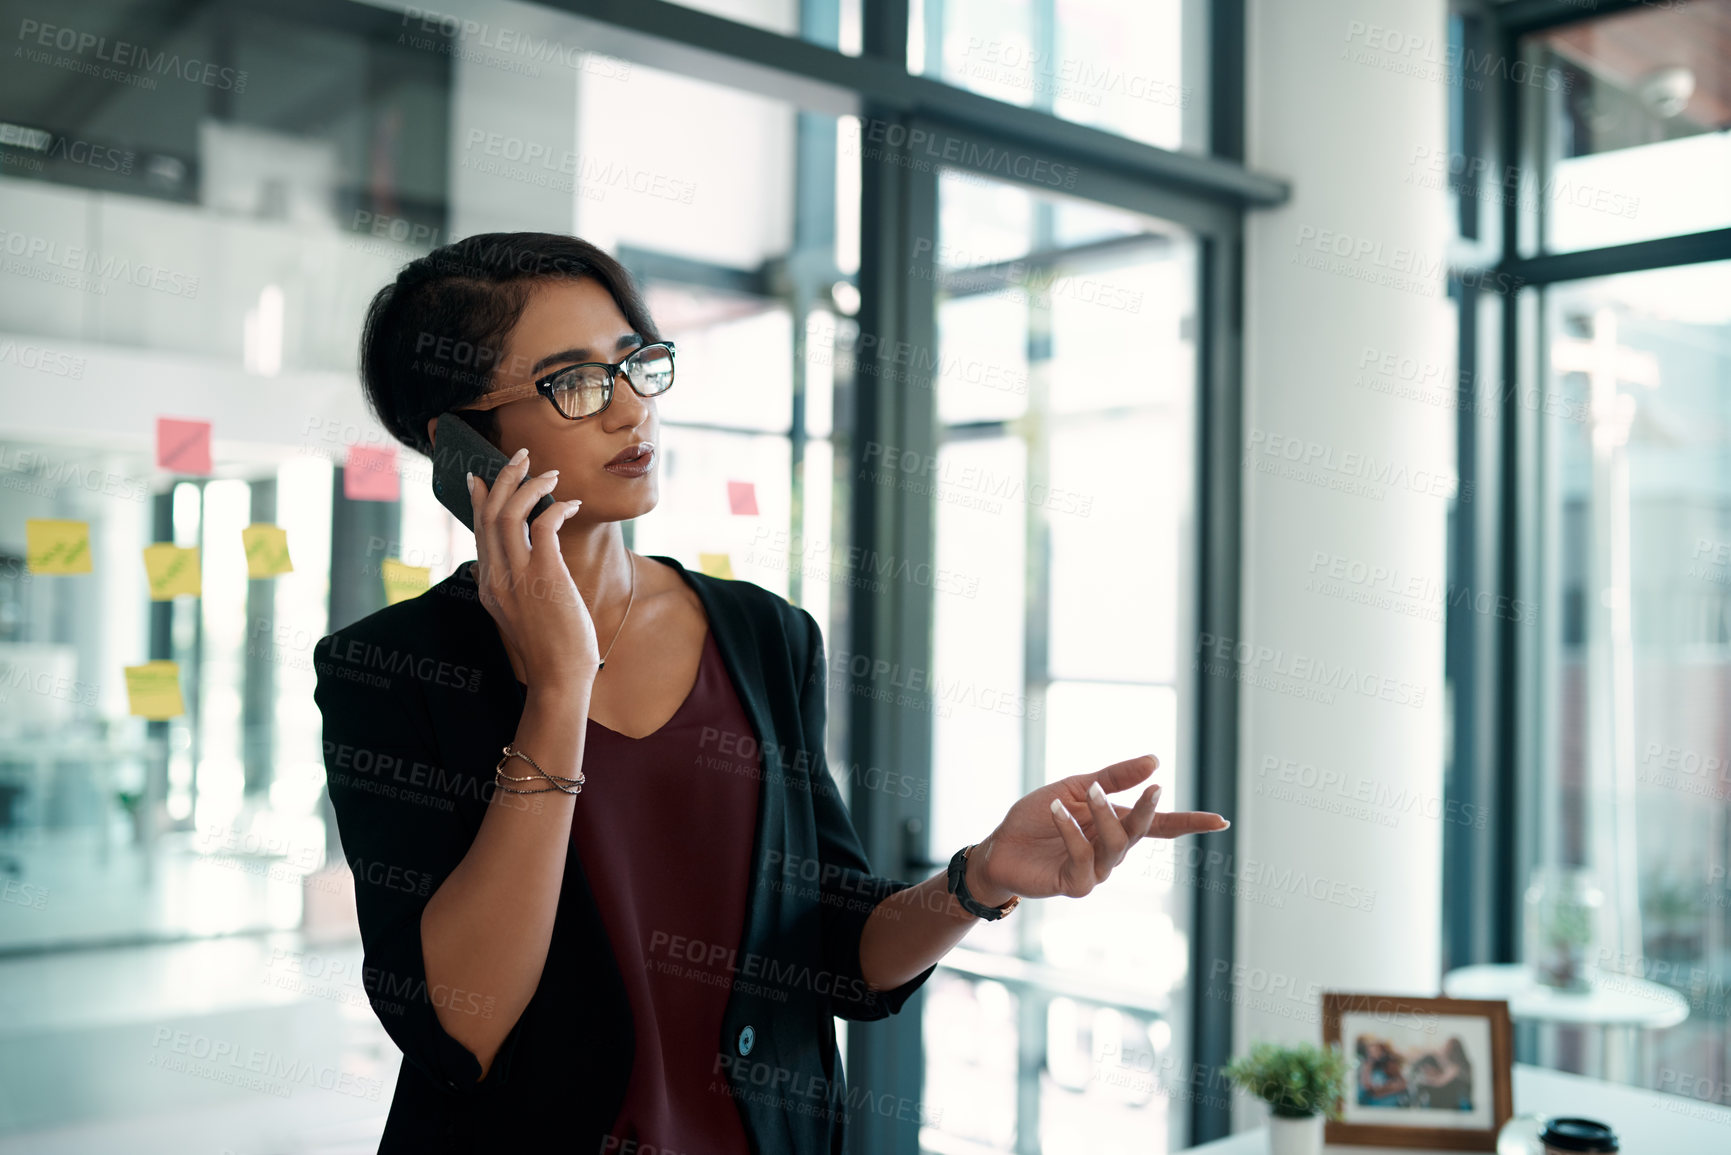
[946,844,1020,920]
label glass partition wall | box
[0,0,1275,1148]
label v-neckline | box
[587,626,712,741]
[476,558,713,741]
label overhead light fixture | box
[1637,65,1695,119]
[244,284,284,376]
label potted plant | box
[1523,867,1603,991]
[1225,1041,1348,1155]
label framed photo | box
[1322,993,1513,1150]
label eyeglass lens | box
[548,344,674,418]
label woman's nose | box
[609,374,653,423]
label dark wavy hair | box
[358,232,660,457]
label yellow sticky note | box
[125,660,186,719]
[142,544,201,599]
[242,524,293,578]
[26,519,92,574]
[698,552,735,581]
[381,558,431,605]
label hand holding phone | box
[435,414,601,687]
[431,411,557,533]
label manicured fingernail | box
[465,471,474,488]
[1050,798,1066,817]
[512,447,528,462]
[1219,818,1231,829]
[1088,782,1107,805]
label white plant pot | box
[1268,1112,1323,1155]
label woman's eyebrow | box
[531,332,644,375]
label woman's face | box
[468,275,662,524]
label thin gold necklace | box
[596,551,637,672]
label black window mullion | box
[1187,225,1244,1147]
[845,0,941,1116]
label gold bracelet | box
[492,745,585,795]
[500,744,582,783]
[492,779,564,795]
[492,767,581,795]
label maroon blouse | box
[567,626,761,1154]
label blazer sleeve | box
[796,606,939,1021]
[313,627,527,1096]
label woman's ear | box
[426,415,438,450]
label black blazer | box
[312,555,934,1153]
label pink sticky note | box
[156,418,212,475]
[344,445,401,501]
[727,480,758,516]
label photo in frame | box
[1322,993,1514,1150]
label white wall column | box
[1232,0,1454,1063]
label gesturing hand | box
[967,755,1229,902]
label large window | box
[1447,0,1731,1111]
[1520,1,1731,254]
[921,172,1199,1155]
[909,0,1209,152]
[1517,0,1731,1100]
[1537,262,1731,1088]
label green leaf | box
[1224,1041,1349,1121]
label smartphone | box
[430,411,558,534]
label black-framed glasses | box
[458,341,677,420]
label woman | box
[314,232,1230,1153]
[1355,1038,1409,1108]
[1411,1036,1473,1111]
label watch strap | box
[946,844,1020,920]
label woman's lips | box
[603,444,654,477]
